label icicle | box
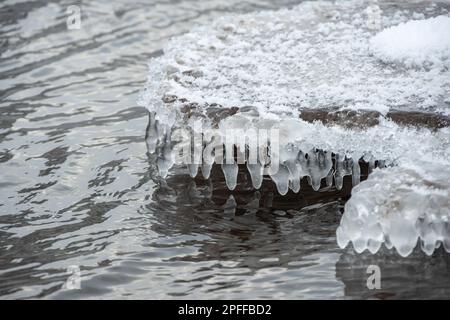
[221,163,239,190]
[285,160,300,192]
[311,177,321,191]
[352,160,361,186]
[334,154,353,190]
[188,164,199,178]
[421,238,437,256]
[444,237,450,253]
[221,140,239,190]
[281,144,302,193]
[201,164,212,179]
[367,239,382,255]
[336,226,350,249]
[384,235,393,250]
[201,135,219,179]
[288,176,301,193]
[300,149,332,191]
[188,124,203,178]
[246,136,264,189]
[270,164,290,195]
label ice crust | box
[139,0,450,256]
[138,0,450,120]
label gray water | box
[1,0,450,299]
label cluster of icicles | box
[145,112,382,195]
[194,147,368,195]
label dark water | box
[1,0,450,299]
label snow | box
[370,15,450,69]
[138,0,450,121]
[337,160,450,257]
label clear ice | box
[337,161,450,257]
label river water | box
[1,0,450,299]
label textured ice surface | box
[139,0,450,256]
[337,161,450,257]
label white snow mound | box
[371,15,450,68]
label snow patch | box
[337,161,450,257]
[370,15,450,69]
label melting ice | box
[138,0,450,256]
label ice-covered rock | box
[139,0,450,256]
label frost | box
[138,0,450,119]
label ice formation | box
[337,161,450,257]
[138,1,450,256]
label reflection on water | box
[0,0,449,299]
